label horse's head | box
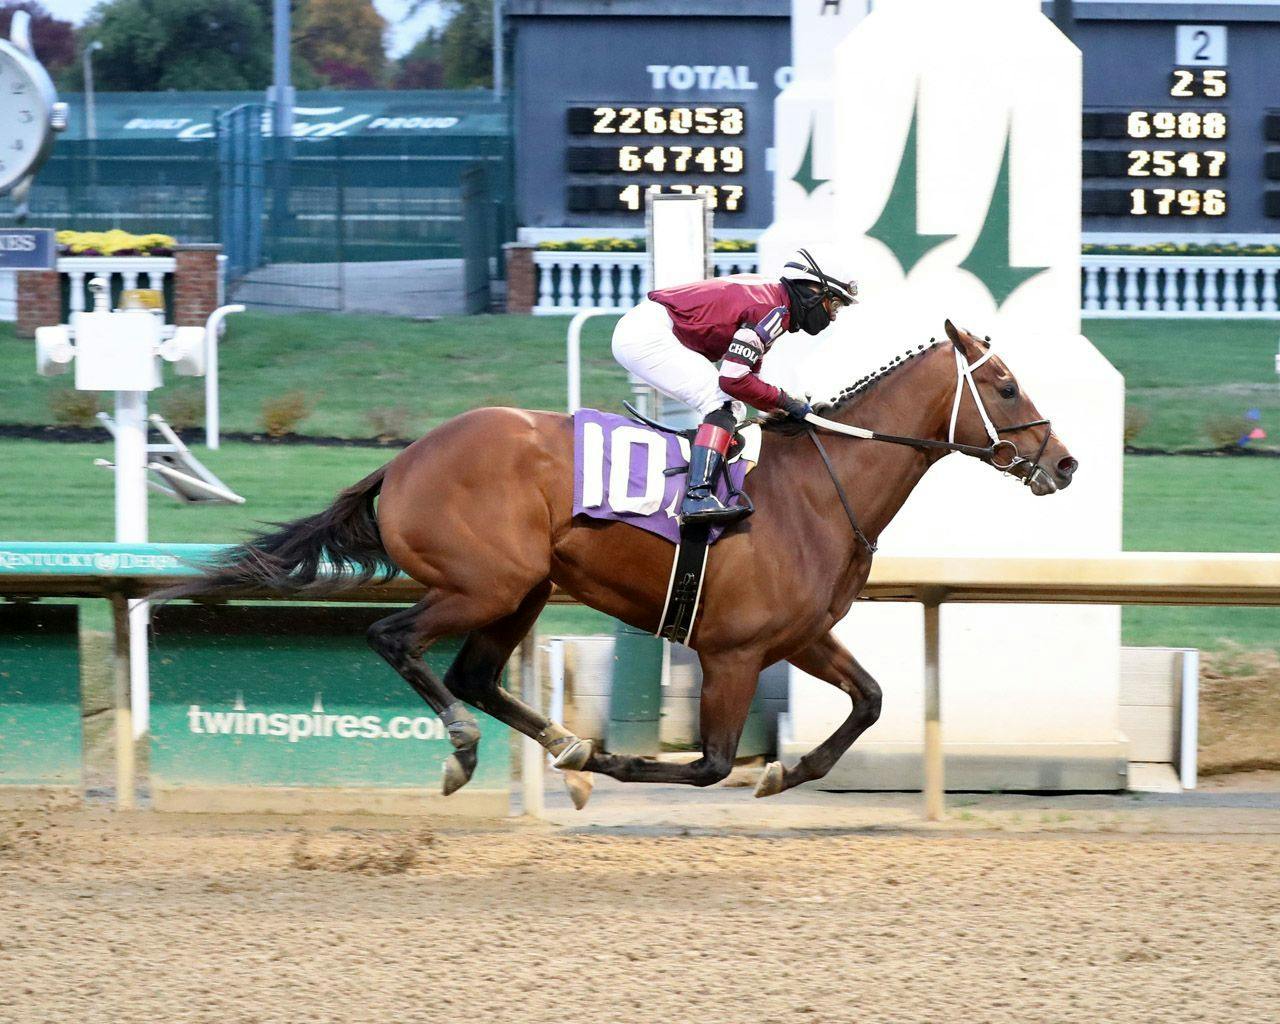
[943,320,1078,496]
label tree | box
[439,0,491,89]
[394,29,444,90]
[295,0,387,89]
[76,0,272,91]
[0,2,75,80]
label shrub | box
[1203,413,1248,448]
[260,391,313,438]
[1123,407,1151,445]
[364,406,414,441]
[157,388,204,430]
[55,229,176,257]
[48,388,103,428]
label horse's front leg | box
[755,631,882,797]
[580,650,761,787]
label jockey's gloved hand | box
[779,393,812,423]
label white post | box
[1179,648,1199,790]
[922,594,944,821]
[114,388,151,737]
[519,634,544,818]
[566,308,613,413]
[202,304,245,450]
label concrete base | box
[151,785,508,818]
[779,716,1128,792]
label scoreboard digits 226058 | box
[564,104,748,216]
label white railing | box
[1081,254,1280,318]
[530,250,1280,319]
[532,252,758,314]
[0,269,14,322]
[58,255,177,317]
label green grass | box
[1123,456,1279,649]
[1087,319,1279,450]
[2,313,1275,450]
[0,312,627,439]
[1,439,1273,648]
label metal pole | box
[110,593,136,810]
[82,43,101,141]
[1179,648,1199,790]
[492,0,504,98]
[272,0,293,140]
[115,388,150,737]
[518,634,544,817]
[922,595,944,821]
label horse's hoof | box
[563,770,594,810]
[754,761,786,799]
[552,737,592,771]
[441,754,472,796]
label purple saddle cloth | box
[572,409,749,545]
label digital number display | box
[1169,68,1227,98]
[1126,149,1226,177]
[1127,110,1228,140]
[568,183,746,214]
[567,105,745,136]
[1129,187,1227,216]
[566,145,745,175]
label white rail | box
[529,250,1280,319]
[532,252,758,314]
[1081,254,1280,318]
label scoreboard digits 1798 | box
[565,103,749,216]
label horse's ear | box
[944,319,971,358]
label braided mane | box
[760,338,944,435]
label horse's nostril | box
[1058,457,1078,478]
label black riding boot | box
[680,415,749,526]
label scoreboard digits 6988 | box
[565,103,749,216]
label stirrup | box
[680,493,750,526]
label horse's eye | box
[999,383,1017,399]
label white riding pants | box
[611,299,741,419]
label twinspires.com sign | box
[0,229,55,271]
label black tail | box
[161,465,396,601]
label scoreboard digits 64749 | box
[565,104,749,216]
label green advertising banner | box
[0,604,82,791]
[150,605,510,814]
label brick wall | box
[173,244,222,326]
[504,243,536,314]
[16,271,61,338]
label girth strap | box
[807,429,878,554]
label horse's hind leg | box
[444,581,582,755]
[367,597,485,796]
[577,650,761,787]
[754,631,882,797]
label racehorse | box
[168,321,1077,806]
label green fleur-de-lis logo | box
[791,117,829,197]
[866,90,1048,307]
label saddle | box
[622,402,752,644]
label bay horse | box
[170,321,1077,806]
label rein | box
[801,343,1054,551]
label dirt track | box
[2,800,1278,1024]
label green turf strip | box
[1,441,1273,648]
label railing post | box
[921,588,946,821]
[518,633,544,818]
[110,592,136,810]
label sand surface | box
[2,795,1278,1024]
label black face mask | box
[782,279,831,336]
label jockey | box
[611,249,858,526]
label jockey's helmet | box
[780,249,858,335]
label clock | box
[0,11,67,219]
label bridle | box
[945,344,1053,490]
[802,341,1056,550]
